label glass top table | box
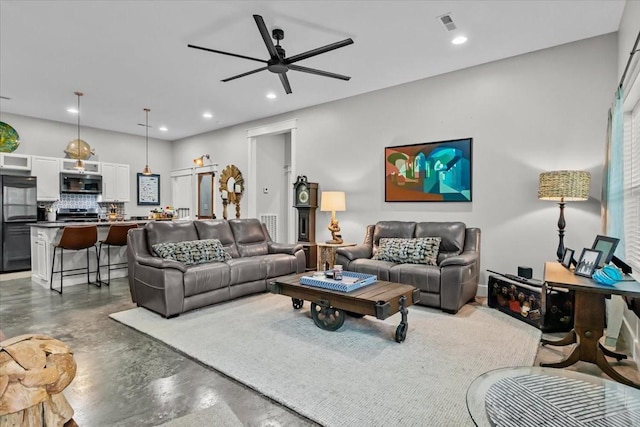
[467,367,640,426]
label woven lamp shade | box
[538,170,590,201]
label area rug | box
[158,401,242,427]
[110,294,541,426]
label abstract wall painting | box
[385,138,472,202]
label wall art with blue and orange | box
[385,138,472,202]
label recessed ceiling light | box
[67,108,78,114]
[452,36,467,45]
[202,112,213,119]
[159,126,168,132]
[266,93,277,99]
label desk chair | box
[50,225,99,294]
[97,223,138,286]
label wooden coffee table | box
[269,272,420,342]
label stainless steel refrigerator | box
[1,175,37,272]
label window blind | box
[624,102,640,271]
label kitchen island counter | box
[31,220,152,228]
[30,221,153,287]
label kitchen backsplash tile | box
[39,194,124,216]
[57,193,98,209]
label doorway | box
[247,119,297,243]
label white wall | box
[1,112,173,217]
[171,126,246,219]
[255,133,287,241]
[173,34,617,288]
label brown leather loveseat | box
[127,218,305,317]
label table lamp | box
[538,170,591,260]
[320,191,346,244]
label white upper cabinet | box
[0,153,31,170]
[101,163,130,202]
[31,156,61,201]
[60,158,101,174]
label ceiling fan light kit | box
[188,14,354,94]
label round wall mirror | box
[219,164,244,218]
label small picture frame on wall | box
[574,248,602,277]
[137,173,160,205]
[591,235,620,268]
[561,248,574,269]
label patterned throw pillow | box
[152,239,231,265]
[373,237,441,265]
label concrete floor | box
[0,274,317,427]
[1,273,639,426]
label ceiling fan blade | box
[288,64,351,81]
[188,44,267,63]
[253,15,280,59]
[285,38,354,64]
[222,67,268,82]
[279,73,292,94]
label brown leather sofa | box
[127,218,306,317]
[335,221,481,314]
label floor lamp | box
[538,170,591,260]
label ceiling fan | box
[188,15,354,94]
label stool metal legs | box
[50,246,100,294]
[97,243,128,286]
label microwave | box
[60,173,102,194]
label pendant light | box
[142,108,152,175]
[73,91,84,171]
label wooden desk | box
[316,242,355,271]
[542,261,640,388]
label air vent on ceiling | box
[438,13,457,32]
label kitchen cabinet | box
[30,228,50,282]
[101,163,130,202]
[0,153,31,170]
[60,159,100,174]
[31,156,61,201]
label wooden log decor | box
[0,334,76,426]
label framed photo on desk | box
[575,248,602,277]
[591,235,619,268]
[561,248,574,269]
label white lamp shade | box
[320,191,346,212]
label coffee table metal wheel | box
[395,322,408,343]
[310,302,345,331]
[291,298,304,309]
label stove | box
[56,208,100,223]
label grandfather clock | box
[293,175,318,270]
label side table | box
[541,261,640,388]
[467,366,640,426]
[317,242,355,271]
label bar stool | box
[50,225,99,294]
[97,223,138,286]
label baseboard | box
[620,314,639,363]
[477,283,488,298]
